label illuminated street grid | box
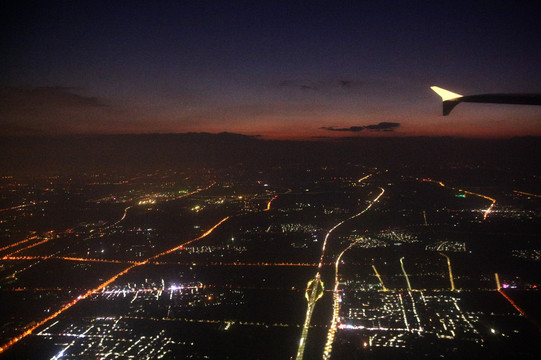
[38,318,177,360]
[339,291,480,342]
[0,168,540,359]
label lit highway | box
[0,203,36,212]
[1,236,53,260]
[317,185,384,270]
[372,264,388,291]
[513,190,541,198]
[322,237,364,360]
[295,183,384,360]
[103,205,132,229]
[494,275,538,330]
[462,189,496,220]
[0,234,38,252]
[400,257,412,291]
[498,289,527,318]
[295,274,325,360]
[425,179,497,220]
[4,257,326,268]
[439,252,456,291]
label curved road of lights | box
[295,182,384,360]
[322,237,364,359]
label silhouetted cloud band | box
[322,122,400,132]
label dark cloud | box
[365,122,401,131]
[340,80,352,89]
[279,79,363,92]
[0,86,111,135]
[322,126,367,132]
[322,122,400,132]
[279,80,318,91]
[0,87,106,109]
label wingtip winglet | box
[431,86,463,116]
[430,86,463,101]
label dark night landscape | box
[1,1,540,359]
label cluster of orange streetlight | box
[2,255,49,261]
[0,230,55,255]
[209,262,321,267]
[1,238,54,260]
[60,257,136,264]
[0,235,38,252]
[149,261,326,267]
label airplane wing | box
[430,86,541,115]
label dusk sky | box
[2,1,540,139]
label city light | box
[0,195,228,355]
[1,161,538,358]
